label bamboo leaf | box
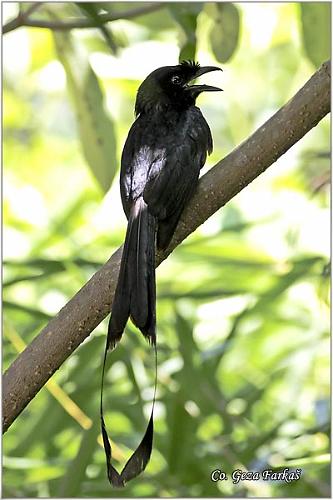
[57,421,100,497]
[53,31,117,193]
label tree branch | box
[3,2,42,34]
[3,3,165,34]
[3,60,330,433]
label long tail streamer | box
[100,338,157,487]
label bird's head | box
[135,60,222,116]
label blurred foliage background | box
[3,2,330,498]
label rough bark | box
[3,60,330,433]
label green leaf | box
[127,4,172,34]
[3,257,100,287]
[57,421,100,497]
[3,300,52,320]
[209,3,240,64]
[3,455,65,469]
[75,2,118,53]
[300,3,330,68]
[53,31,117,193]
[273,453,330,468]
[169,3,203,61]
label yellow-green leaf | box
[209,3,240,64]
[300,3,330,68]
[169,3,203,61]
[53,31,117,193]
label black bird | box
[101,60,222,487]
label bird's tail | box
[107,197,156,349]
[101,197,157,487]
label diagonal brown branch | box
[2,2,42,34]
[3,3,165,34]
[3,60,331,433]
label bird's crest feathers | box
[180,60,200,71]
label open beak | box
[189,66,223,93]
[188,84,222,92]
[194,66,223,78]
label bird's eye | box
[171,75,182,85]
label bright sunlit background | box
[3,2,330,498]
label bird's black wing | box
[143,107,213,249]
[120,116,168,219]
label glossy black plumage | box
[101,60,222,487]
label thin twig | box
[3,2,165,34]
[2,60,331,433]
[23,2,42,18]
[2,2,42,33]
